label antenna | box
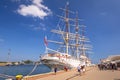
[7,49,11,65]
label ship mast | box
[81,25,86,56]
[75,12,79,59]
[65,2,69,55]
[47,2,74,55]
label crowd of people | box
[98,62,118,71]
[53,64,86,75]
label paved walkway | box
[23,67,120,80]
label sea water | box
[0,64,51,80]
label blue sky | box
[0,0,120,63]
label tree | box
[23,60,33,64]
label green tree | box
[23,60,33,64]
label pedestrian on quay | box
[54,65,57,75]
[77,64,81,75]
[64,66,68,72]
[111,62,117,71]
[81,65,86,73]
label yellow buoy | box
[16,75,23,80]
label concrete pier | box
[23,66,120,80]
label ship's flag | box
[44,36,48,46]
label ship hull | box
[41,59,72,70]
[40,55,88,70]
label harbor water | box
[0,64,51,80]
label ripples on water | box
[0,64,51,80]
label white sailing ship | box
[40,2,92,69]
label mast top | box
[67,2,69,5]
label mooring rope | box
[0,61,40,79]
[27,62,39,76]
[0,73,15,79]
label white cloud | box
[33,0,42,6]
[33,26,41,30]
[31,26,46,31]
[11,0,21,2]
[0,39,4,42]
[100,12,107,16]
[17,5,48,19]
[17,0,52,19]
[28,24,46,31]
[4,5,8,8]
[42,27,46,31]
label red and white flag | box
[44,36,48,46]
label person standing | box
[81,65,86,73]
[54,65,57,75]
[64,66,68,72]
[77,64,81,75]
